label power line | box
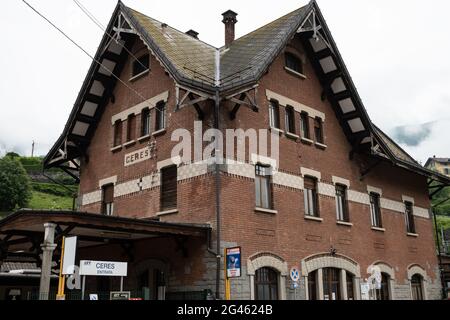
[72,0,148,71]
[21,0,179,127]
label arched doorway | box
[255,267,279,300]
[411,274,424,300]
[375,273,390,300]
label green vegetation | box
[0,154,78,213]
[432,186,450,216]
[0,155,32,211]
[28,191,74,210]
[436,215,450,232]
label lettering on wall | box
[124,146,152,167]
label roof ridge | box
[124,5,219,50]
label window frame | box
[141,107,151,137]
[126,113,136,142]
[285,105,296,134]
[304,176,319,217]
[335,184,349,222]
[101,184,114,216]
[255,164,273,210]
[113,120,122,147]
[160,165,178,211]
[285,52,303,75]
[369,192,383,228]
[131,53,150,78]
[300,112,310,139]
[405,201,416,234]
[269,100,280,130]
[314,117,324,144]
[155,101,166,132]
[254,267,279,301]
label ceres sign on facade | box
[124,147,151,167]
[79,260,128,277]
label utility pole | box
[31,140,35,157]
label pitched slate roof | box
[42,1,450,186]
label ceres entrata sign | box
[124,146,151,167]
[79,260,128,277]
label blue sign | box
[226,247,241,278]
[290,267,300,282]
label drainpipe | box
[213,49,222,299]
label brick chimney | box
[186,29,199,39]
[222,10,238,47]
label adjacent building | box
[1,0,449,300]
[425,157,450,177]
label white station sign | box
[79,260,128,277]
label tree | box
[5,152,20,158]
[0,156,32,211]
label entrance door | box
[411,274,423,300]
[375,273,390,300]
[255,267,279,300]
[322,268,341,300]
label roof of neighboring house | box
[425,157,450,167]
[42,1,450,187]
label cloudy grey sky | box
[0,0,449,164]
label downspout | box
[213,48,222,299]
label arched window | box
[255,267,279,300]
[375,272,390,300]
[285,52,303,75]
[411,274,424,300]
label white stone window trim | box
[111,90,169,124]
[370,261,396,299]
[406,264,429,300]
[402,195,415,205]
[304,215,323,222]
[332,176,350,187]
[300,167,321,181]
[255,207,278,215]
[284,66,307,79]
[129,69,149,82]
[367,185,383,196]
[247,252,288,300]
[250,154,278,171]
[157,156,182,171]
[99,176,117,188]
[265,89,325,120]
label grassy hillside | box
[29,191,74,210]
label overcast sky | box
[0,0,449,164]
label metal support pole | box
[39,222,57,300]
[120,277,124,291]
[81,275,86,300]
[432,208,447,299]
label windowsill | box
[138,134,151,142]
[304,215,323,222]
[269,127,284,135]
[336,221,353,227]
[152,128,166,137]
[123,140,136,147]
[371,227,386,233]
[110,145,122,152]
[156,209,178,216]
[300,137,314,145]
[129,69,149,82]
[407,232,419,238]
[284,66,307,79]
[315,142,327,150]
[285,132,300,140]
[255,207,278,215]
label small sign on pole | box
[62,236,77,275]
[79,260,128,277]
[110,291,131,300]
[225,247,241,278]
[290,267,300,282]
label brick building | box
[2,1,449,300]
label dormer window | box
[131,53,150,78]
[285,52,303,75]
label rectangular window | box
[102,184,114,216]
[370,192,382,228]
[269,100,280,129]
[255,164,272,209]
[155,102,166,131]
[160,165,177,211]
[300,112,310,139]
[285,106,296,134]
[335,184,349,222]
[405,201,416,234]
[126,114,136,142]
[132,53,150,77]
[141,108,151,137]
[304,176,319,217]
[113,120,122,147]
[314,117,324,144]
